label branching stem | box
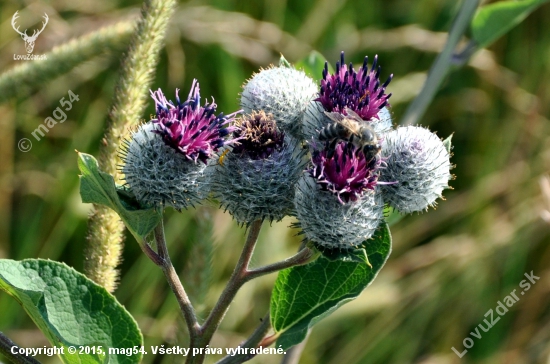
[147,219,315,364]
[195,220,264,360]
[215,312,272,364]
[246,247,315,281]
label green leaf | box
[442,133,453,154]
[294,50,333,82]
[271,223,392,350]
[0,259,142,364]
[314,244,371,266]
[471,0,550,48]
[77,152,162,241]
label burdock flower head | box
[379,126,452,213]
[211,111,306,224]
[151,79,239,164]
[303,52,394,141]
[122,80,240,210]
[241,66,317,139]
[294,141,383,249]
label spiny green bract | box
[210,137,306,225]
[294,175,384,249]
[121,123,209,210]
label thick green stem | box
[85,0,177,292]
[192,220,264,363]
[401,0,480,126]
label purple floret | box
[309,141,381,204]
[150,79,240,164]
[316,52,392,121]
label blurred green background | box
[1,0,550,363]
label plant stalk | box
[151,218,314,364]
[0,332,41,364]
[216,313,272,364]
[401,0,480,126]
[246,248,315,281]
[194,220,264,362]
[152,220,201,342]
[192,221,315,363]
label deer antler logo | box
[11,11,49,54]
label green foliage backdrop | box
[1,0,549,363]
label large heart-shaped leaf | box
[0,259,142,363]
[270,223,392,350]
[78,152,162,241]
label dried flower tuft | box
[210,114,306,224]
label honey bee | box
[318,108,381,162]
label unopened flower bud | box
[241,66,317,139]
[379,126,452,213]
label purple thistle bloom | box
[309,141,381,204]
[316,52,393,121]
[150,79,240,164]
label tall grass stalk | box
[401,0,480,126]
[85,0,177,292]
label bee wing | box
[343,107,366,123]
[324,111,345,123]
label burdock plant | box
[1,47,454,364]
[2,0,544,363]
[1,2,476,362]
[295,141,384,250]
